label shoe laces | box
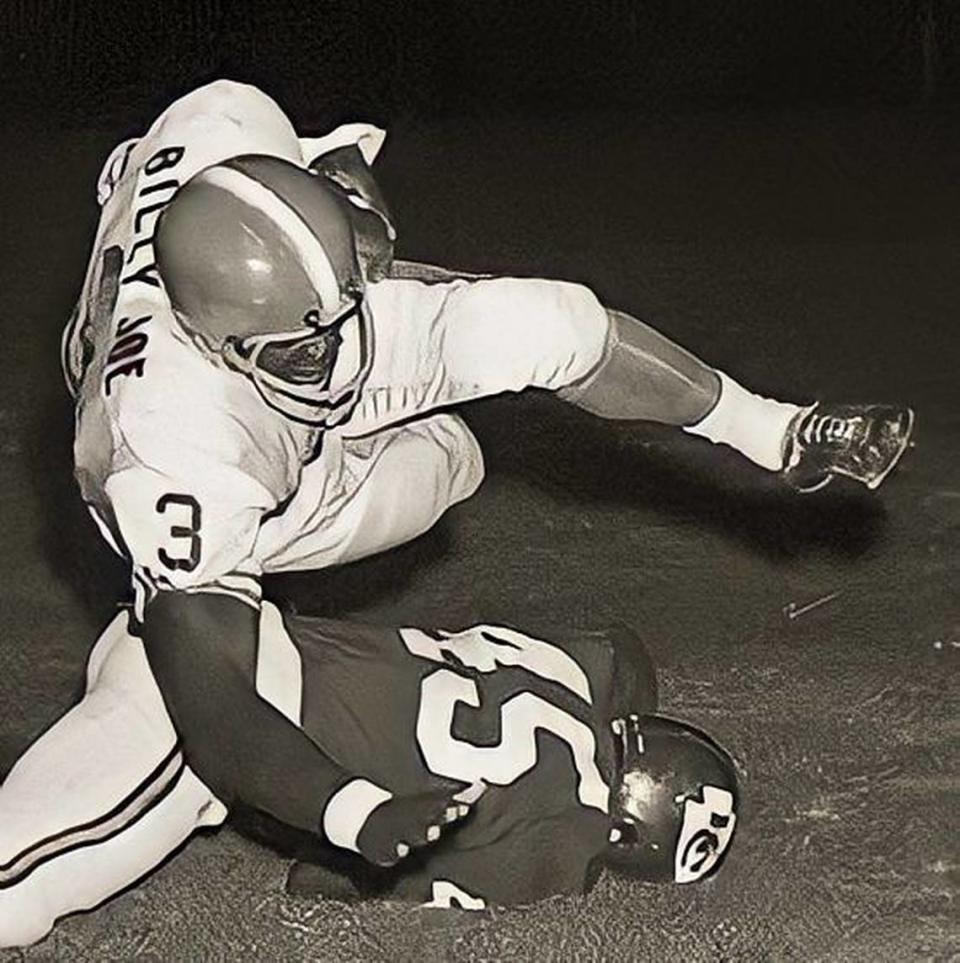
[802,411,858,446]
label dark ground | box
[0,102,958,960]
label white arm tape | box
[299,123,387,167]
[322,778,393,853]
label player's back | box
[73,300,303,527]
[63,123,318,603]
[283,613,637,907]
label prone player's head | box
[604,714,739,884]
[156,154,372,428]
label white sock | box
[683,371,809,471]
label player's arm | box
[141,591,470,865]
[142,590,349,831]
[309,143,393,233]
[104,448,470,865]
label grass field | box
[0,102,957,960]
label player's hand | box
[356,785,481,867]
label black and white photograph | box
[0,2,956,959]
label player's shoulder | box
[497,621,621,702]
[557,622,658,717]
[395,620,621,714]
[74,303,281,484]
[464,620,656,717]
[109,315,290,462]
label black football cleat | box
[781,403,915,493]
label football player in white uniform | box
[0,80,912,946]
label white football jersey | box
[63,83,609,621]
[64,95,385,617]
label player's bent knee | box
[506,279,609,389]
[552,282,611,384]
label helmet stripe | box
[196,165,342,310]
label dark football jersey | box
[285,614,655,907]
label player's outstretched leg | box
[560,308,914,491]
[0,613,226,948]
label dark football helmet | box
[605,714,739,884]
[156,154,373,427]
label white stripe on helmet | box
[196,165,342,311]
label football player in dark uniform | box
[269,611,737,909]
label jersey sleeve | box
[96,323,301,616]
[105,459,274,617]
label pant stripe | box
[0,742,184,888]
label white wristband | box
[322,778,393,853]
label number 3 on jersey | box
[402,626,610,814]
[156,493,202,571]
